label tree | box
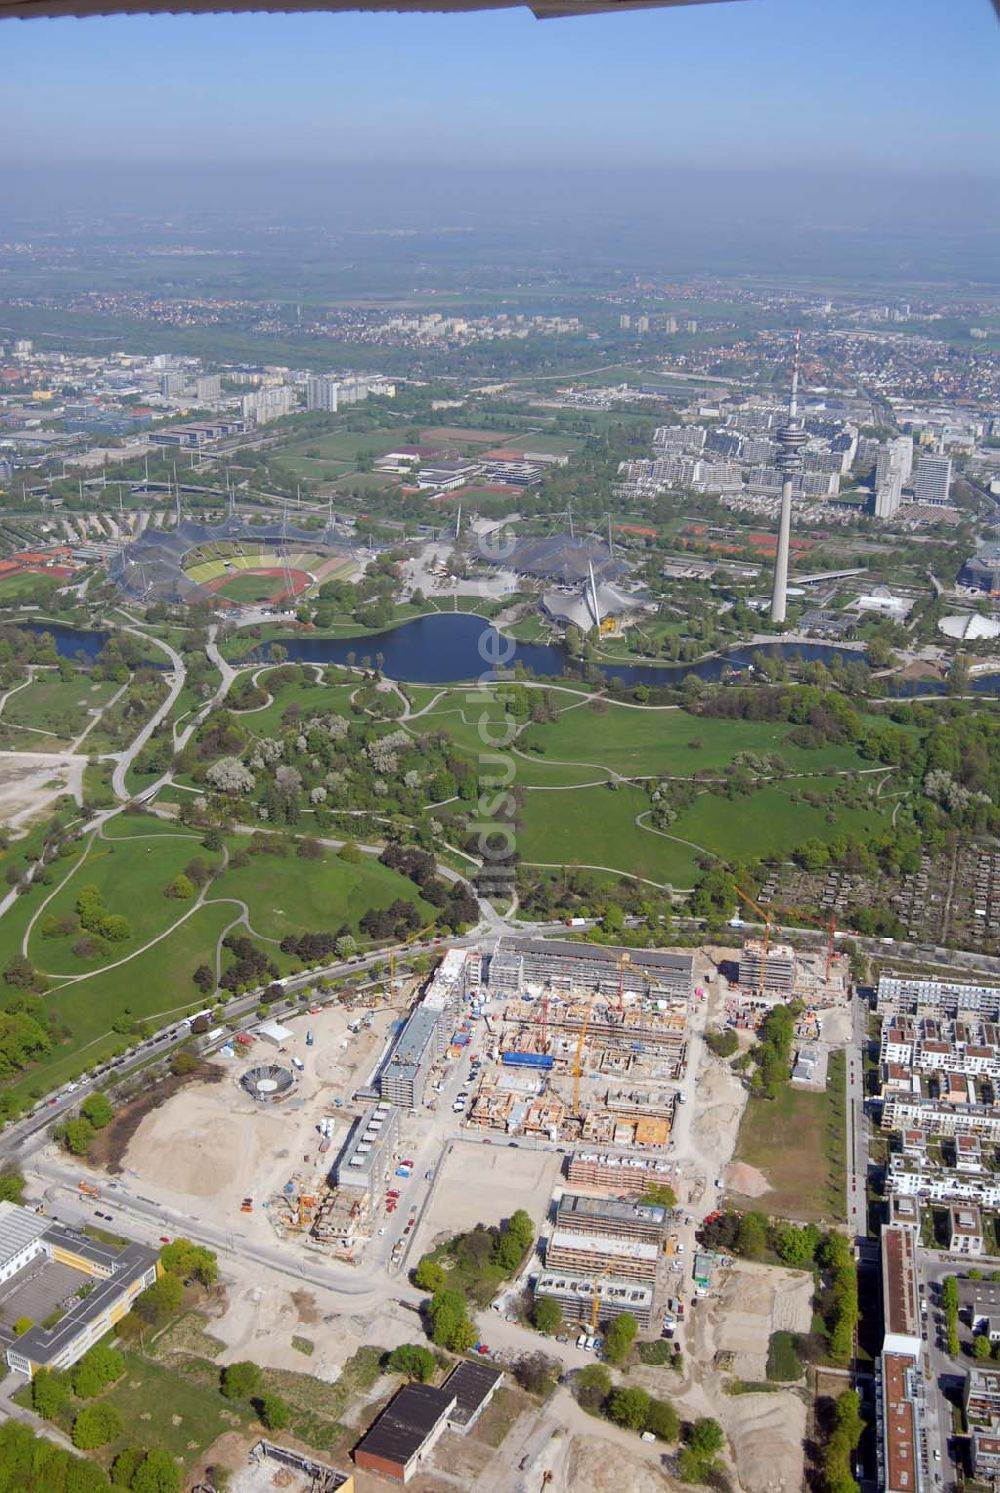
[429,1286,472,1349]
[160,1238,218,1286]
[31,1368,69,1420]
[221,1360,261,1400]
[642,1182,678,1209]
[62,1117,94,1156]
[80,1092,114,1130]
[13,1316,33,1336]
[130,1447,182,1493]
[413,1256,446,1293]
[111,1448,144,1488]
[736,1211,768,1261]
[603,1312,638,1365]
[496,1208,534,1272]
[257,1392,290,1431]
[387,1344,437,1382]
[532,1297,563,1335]
[607,1386,651,1431]
[689,1418,725,1457]
[774,1222,820,1268]
[513,1351,559,1396]
[574,1362,612,1412]
[974,1333,993,1359]
[71,1343,125,1397]
[0,1166,25,1203]
[166,873,195,900]
[193,964,215,995]
[133,1272,183,1326]
[643,1397,680,1442]
[72,1402,122,1449]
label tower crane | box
[572,995,597,1117]
[590,1281,601,1335]
[732,883,779,994]
[616,952,633,1015]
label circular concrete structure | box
[241,1063,295,1102]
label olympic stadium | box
[108,514,361,608]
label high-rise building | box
[306,374,340,413]
[874,470,903,520]
[636,315,650,334]
[195,374,222,405]
[877,435,914,489]
[619,313,631,330]
[914,452,952,506]
[769,335,808,624]
[664,315,678,334]
[159,372,185,399]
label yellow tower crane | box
[572,994,596,1116]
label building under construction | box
[534,1270,654,1328]
[486,938,693,1002]
[739,937,796,994]
[566,1149,678,1198]
[544,1194,667,1285]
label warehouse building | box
[487,939,693,1001]
[352,1382,456,1484]
[0,1205,160,1377]
[441,1359,503,1433]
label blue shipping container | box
[500,1051,554,1070]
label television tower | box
[769,331,808,624]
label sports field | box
[209,567,311,604]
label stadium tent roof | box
[938,613,1000,641]
[0,0,721,20]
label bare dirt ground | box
[120,1003,399,1248]
[0,749,85,828]
[410,1140,561,1257]
[721,1391,808,1493]
[685,1261,813,1493]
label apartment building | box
[377,952,465,1108]
[881,1223,921,1359]
[949,1205,985,1255]
[877,975,1000,1020]
[876,1351,925,1493]
[534,1271,654,1328]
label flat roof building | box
[0,1206,160,1377]
[877,975,1000,1020]
[441,1360,503,1433]
[949,1204,985,1256]
[881,1224,921,1359]
[566,1150,677,1197]
[333,1102,400,1199]
[352,1382,455,1484]
[877,1352,925,1493]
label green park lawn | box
[27,827,221,976]
[0,674,119,748]
[519,702,866,779]
[209,842,435,943]
[669,782,881,863]
[517,784,700,888]
[101,1351,246,1470]
[230,673,359,736]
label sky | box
[2,0,997,175]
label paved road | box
[110,625,186,799]
[846,993,868,1237]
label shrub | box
[607,1386,651,1431]
[72,1402,122,1449]
[221,1360,262,1400]
[256,1392,290,1431]
[603,1312,638,1365]
[532,1297,563,1335]
[387,1344,436,1382]
[31,1368,69,1420]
